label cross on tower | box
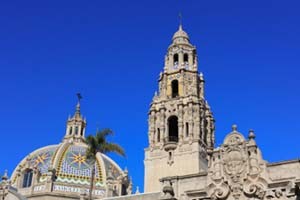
[76,93,82,103]
[179,12,182,27]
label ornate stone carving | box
[145,25,216,192]
[208,182,230,200]
[160,180,176,200]
[207,125,268,200]
[243,178,267,199]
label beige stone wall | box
[267,160,300,181]
[144,142,207,192]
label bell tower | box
[144,25,215,192]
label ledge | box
[160,171,208,182]
[267,159,300,167]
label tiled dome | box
[11,141,123,187]
[10,101,130,198]
[10,140,127,199]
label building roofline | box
[267,159,300,167]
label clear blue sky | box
[0,0,300,192]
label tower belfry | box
[63,94,86,143]
[144,25,215,192]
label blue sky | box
[0,0,300,192]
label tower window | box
[157,128,160,142]
[69,127,72,135]
[171,80,179,98]
[184,53,188,63]
[22,169,33,188]
[121,184,127,195]
[168,116,178,142]
[185,122,189,137]
[173,54,179,66]
[75,126,78,135]
[193,50,196,64]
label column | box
[178,104,184,143]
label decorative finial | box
[2,170,8,181]
[232,124,238,132]
[75,93,82,114]
[135,186,140,194]
[248,129,256,140]
[124,167,128,174]
[199,73,205,82]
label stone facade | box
[145,25,215,192]
[159,126,300,200]
[1,25,300,200]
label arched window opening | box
[157,128,160,142]
[171,80,179,98]
[173,54,179,66]
[80,128,84,136]
[168,116,178,142]
[185,122,189,137]
[22,169,33,188]
[121,184,127,195]
[184,53,188,63]
[69,127,72,135]
[75,126,78,135]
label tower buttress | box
[144,25,215,192]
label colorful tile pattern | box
[57,145,104,186]
[30,145,59,175]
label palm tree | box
[85,128,125,200]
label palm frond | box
[86,147,96,161]
[97,128,114,139]
[101,143,125,157]
[85,128,125,200]
[85,135,97,161]
[85,128,125,157]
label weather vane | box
[76,93,82,103]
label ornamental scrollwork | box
[243,179,267,199]
[207,183,230,200]
[207,125,269,200]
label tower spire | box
[179,12,183,29]
[63,93,86,143]
[75,93,82,116]
[171,15,190,45]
